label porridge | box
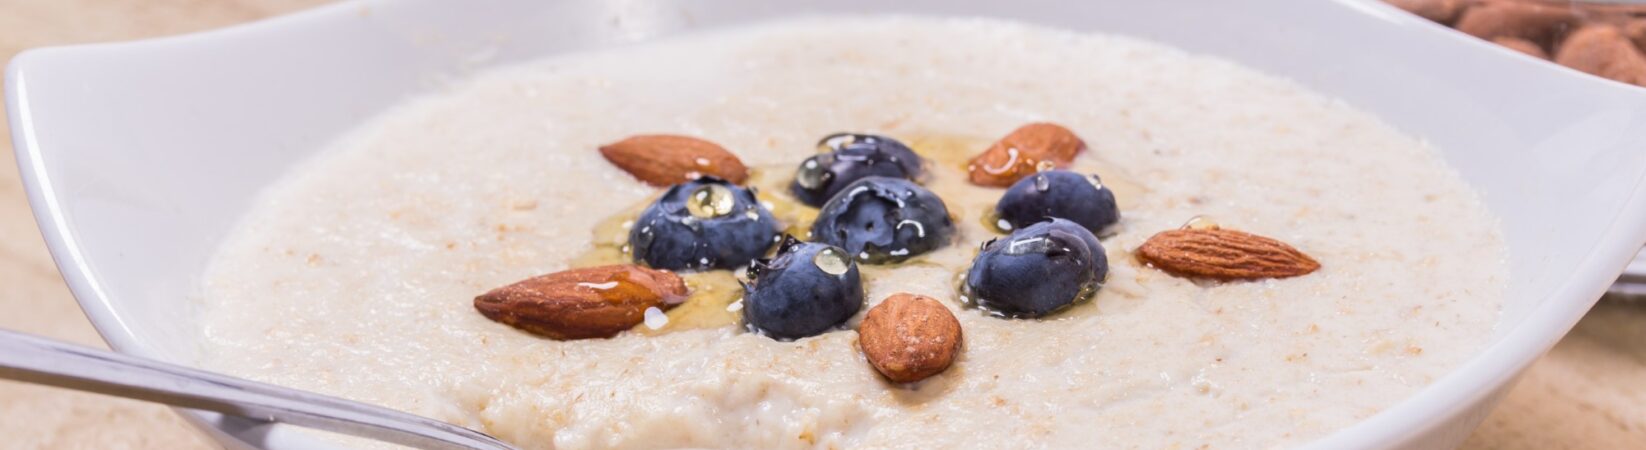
[196,17,1507,449]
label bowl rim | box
[8,1,1646,448]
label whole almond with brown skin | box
[1492,36,1549,59]
[599,134,749,186]
[1625,20,1646,52]
[1570,2,1646,19]
[1455,1,1581,47]
[474,265,688,340]
[1136,228,1320,281]
[1555,24,1646,86]
[858,293,962,383]
[967,123,1086,187]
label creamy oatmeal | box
[196,17,1507,449]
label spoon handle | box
[0,329,516,450]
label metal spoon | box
[0,328,517,450]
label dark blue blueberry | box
[996,170,1120,235]
[790,133,925,206]
[629,177,778,271]
[810,176,955,264]
[961,218,1107,318]
[743,236,865,340]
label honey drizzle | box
[569,168,817,334]
[564,131,1146,333]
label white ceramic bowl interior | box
[9,0,1646,448]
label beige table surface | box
[0,1,1642,449]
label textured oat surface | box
[194,17,1516,449]
[0,1,1640,449]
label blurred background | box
[0,0,1640,448]
[1389,0,1646,87]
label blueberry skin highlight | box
[962,218,1107,318]
[790,133,925,206]
[742,237,865,340]
[810,176,956,264]
[996,170,1120,234]
[629,178,779,271]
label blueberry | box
[810,176,955,264]
[790,133,925,206]
[961,218,1107,318]
[743,236,865,339]
[996,170,1120,234]
[630,177,778,271]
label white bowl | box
[8,0,1646,448]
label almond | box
[1454,1,1581,48]
[599,135,749,186]
[1555,24,1646,86]
[1136,227,1320,281]
[1625,20,1646,52]
[1571,2,1646,19]
[858,293,962,383]
[1492,36,1549,59]
[967,123,1086,187]
[474,265,688,340]
[1389,0,1466,25]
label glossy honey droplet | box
[813,247,851,276]
[795,157,830,189]
[1084,174,1105,191]
[1182,215,1220,230]
[686,184,736,218]
[1033,173,1052,192]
